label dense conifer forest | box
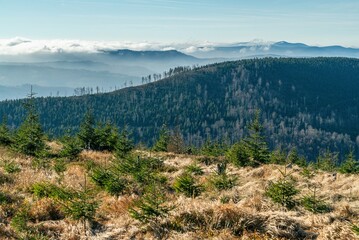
[1,57,359,160]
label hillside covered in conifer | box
[1,57,359,160]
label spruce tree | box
[339,151,359,174]
[129,184,172,224]
[269,147,287,165]
[14,89,46,156]
[152,124,169,152]
[95,121,119,151]
[116,126,134,158]
[77,110,96,150]
[60,130,82,160]
[243,110,270,165]
[0,116,13,146]
[201,138,228,157]
[226,111,269,167]
[288,148,307,167]
[226,141,249,167]
[265,166,299,209]
[315,149,338,172]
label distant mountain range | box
[0,49,205,100]
[188,41,359,59]
[1,38,359,100]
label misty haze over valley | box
[1,38,359,100]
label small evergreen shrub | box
[352,224,359,236]
[129,185,172,223]
[3,160,21,174]
[226,113,270,167]
[301,195,332,213]
[62,194,98,222]
[209,162,237,190]
[31,182,72,200]
[31,181,98,229]
[116,127,134,158]
[152,124,170,152]
[77,111,119,152]
[10,206,48,239]
[90,167,127,196]
[209,174,237,191]
[84,159,97,171]
[226,141,249,167]
[118,157,143,182]
[339,151,359,174]
[94,121,119,151]
[31,157,51,170]
[269,148,287,165]
[0,191,11,204]
[53,158,67,175]
[0,172,13,184]
[200,139,228,157]
[90,167,112,187]
[265,179,299,209]
[185,164,204,175]
[288,148,307,167]
[300,167,316,179]
[60,135,82,160]
[116,156,164,185]
[0,117,13,146]
[31,182,54,198]
[220,195,231,204]
[13,94,46,157]
[77,110,96,150]
[315,150,338,172]
[173,173,203,198]
[11,207,30,234]
[104,177,127,196]
[144,157,165,171]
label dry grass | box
[29,198,64,222]
[79,150,114,165]
[46,141,63,154]
[0,145,358,239]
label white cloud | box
[5,37,32,47]
[1,37,354,59]
[0,37,162,55]
[0,37,255,55]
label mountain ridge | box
[1,40,359,100]
[1,57,359,160]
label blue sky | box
[0,0,358,46]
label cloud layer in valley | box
[0,37,278,56]
[0,37,220,55]
[1,37,358,60]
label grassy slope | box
[0,145,358,239]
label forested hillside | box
[1,57,359,160]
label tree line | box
[1,93,358,174]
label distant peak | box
[98,48,196,60]
[276,41,289,44]
[4,37,32,47]
[100,49,184,55]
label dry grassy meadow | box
[0,145,358,240]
